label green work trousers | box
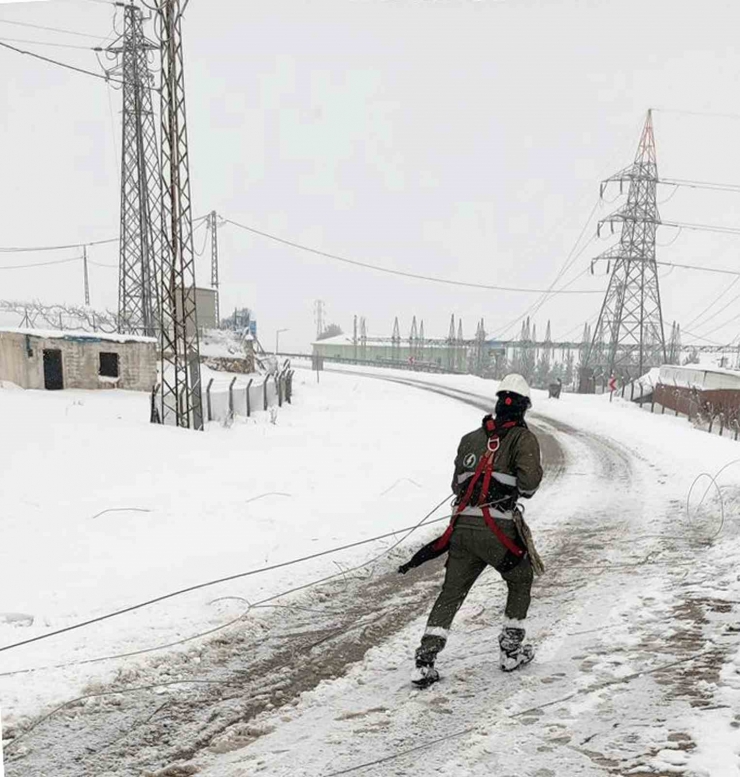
[419,517,533,661]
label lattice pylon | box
[156,0,203,430]
[113,4,162,337]
[584,110,667,385]
[360,317,367,361]
[392,316,401,362]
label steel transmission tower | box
[112,4,161,337]
[583,110,667,387]
[155,0,203,429]
[392,317,401,362]
[209,210,220,327]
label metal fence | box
[203,366,294,425]
[620,379,740,442]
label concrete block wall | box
[0,332,157,392]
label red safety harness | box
[433,418,525,558]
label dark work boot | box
[411,656,440,688]
[412,635,445,688]
[499,626,534,672]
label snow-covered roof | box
[312,334,355,347]
[0,327,157,345]
[659,363,740,391]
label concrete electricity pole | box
[83,245,90,306]
[210,210,220,327]
[154,0,203,429]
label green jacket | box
[452,422,543,518]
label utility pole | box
[314,299,326,340]
[353,315,358,362]
[360,316,367,361]
[110,3,161,337]
[156,0,203,430]
[447,314,456,372]
[392,317,401,363]
[582,110,667,390]
[210,210,220,327]
[83,245,90,306]
[457,318,464,372]
[474,318,486,376]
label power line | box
[0,18,104,40]
[0,36,95,51]
[0,498,452,656]
[0,236,118,253]
[0,38,127,84]
[0,215,207,254]
[493,118,652,340]
[654,107,740,122]
[686,308,740,342]
[224,218,602,295]
[661,218,740,236]
[0,38,156,89]
[491,199,604,340]
[0,256,83,271]
[679,239,740,328]
[324,648,716,776]
[662,177,740,194]
[652,260,740,277]
[681,329,729,347]
[687,281,740,331]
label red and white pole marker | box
[608,375,617,401]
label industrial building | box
[173,287,219,333]
[311,333,503,373]
[0,328,157,392]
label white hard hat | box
[497,373,532,403]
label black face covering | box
[495,392,530,422]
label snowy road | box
[4,373,740,776]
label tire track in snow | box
[3,376,566,777]
[11,375,732,777]
[189,378,738,777]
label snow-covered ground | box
[3,365,740,776]
[0,370,475,720]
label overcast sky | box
[1,0,740,352]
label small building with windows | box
[0,328,157,392]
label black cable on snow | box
[0,497,453,656]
